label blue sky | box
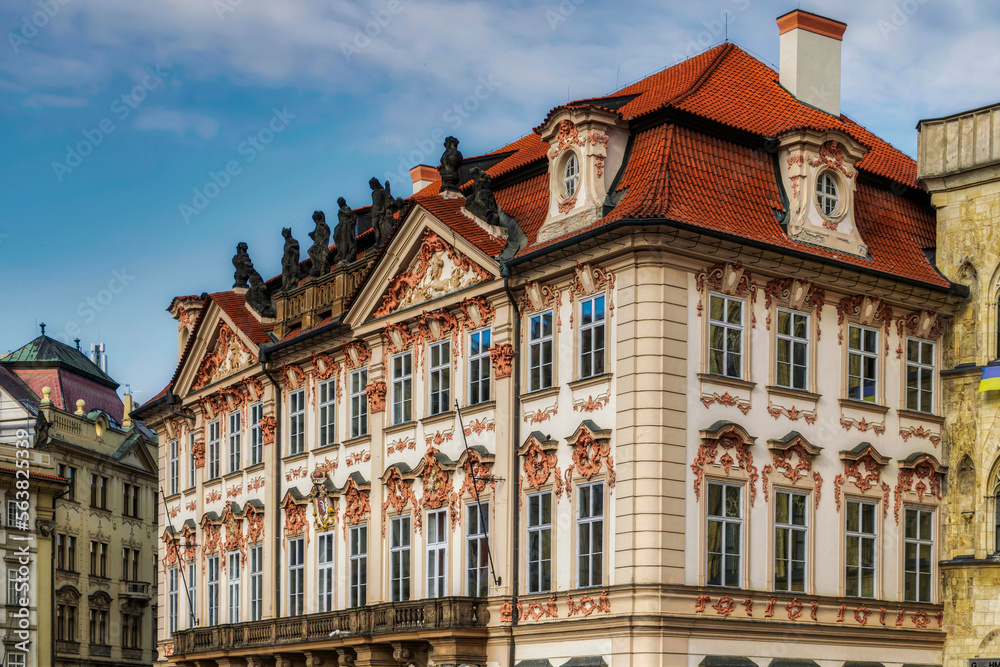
[1,0,996,404]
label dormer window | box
[816,172,839,216]
[563,153,580,198]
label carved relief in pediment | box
[192,322,257,390]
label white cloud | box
[21,92,88,109]
[131,108,220,138]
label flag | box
[979,365,1000,392]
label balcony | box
[120,580,151,600]
[170,596,487,659]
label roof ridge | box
[668,41,735,109]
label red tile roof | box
[12,368,125,423]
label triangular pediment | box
[113,435,157,475]
[347,206,499,326]
[176,305,259,396]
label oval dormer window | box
[563,152,580,198]
[816,171,839,216]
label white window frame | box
[288,536,304,616]
[188,433,197,488]
[317,531,335,612]
[249,545,262,621]
[816,171,839,216]
[187,561,196,627]
[392,352,413,425]
[906,339,935,413]
[250,402,263,466]
[467,501,489,597]
[904,507,934,603]
[289,390,305,456]
[319,379,336,448]
[847,323,879,403]
[7,568,20,606]
[389,516,410,602]
[468,328,491,405]
[563,151,580,197]
[228,411,241,473]
[7,654,24,667]
[429,340,451,416]
[169,439,179,495]
[7,500,22,530]
[207,420,220,480]
[349,524,367,607]
[708,294,744,379]
[528,311,554,392]
[706,480,742,588]
[207,555,219,626]
[577,481,604,588]
[774,489,808,593]
[579,294,606,379]
[168,566,178,636]
[845,498,877,598]
[427,508,448,598]
[526,491,552,594]
[776,309,809,391]
[227,551,241,623]
[350,369,368,438]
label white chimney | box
[409,164,438,195]
[777,10,847,118]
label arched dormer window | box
[816,171,839,216]
[563,152,580,198]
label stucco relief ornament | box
[896,309,943,341]
[570,428,613,483]
[549,119,586,158]
[366,380,387,414]
[221,502,246,564]
[311,468,338,532]
[245,505,264,545]
[342,478,371,536]
[381,467,417,536]
[259,415,276,445]
[833,444,890,512]
[342,340,371,369]
[161,531,181,573]
[521,437,559,491]
[192,322,257,389]
[191,439,206,468]
[836,295,893,345]
[310,352,339,381]
[420,447,457,515]
[810,140,855,179]
[490,343,515,379]
[695,262,758,326]
[283,495,309,546]
[691,424,759,505]
[182,525,197,561]
[893,454,945,524]
[568,261,617,317]
[200,516,221,572]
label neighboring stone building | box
[918,103,1000,666]
[0,335,159,666]
[140,10,958,666]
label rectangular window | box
[848,324,878,403]
[776,309,809,391]
[123,483,140,518]
[318,532,335,612]
[350,369,369,438]
[319,380,336,448]
[708,294,744,379]
[349,524,367,607]
[189,433,197,488]
[89,608,108,645]
[207,555,219,625]
[393,352,413,425]
[187,561,197,627]
[577,481,604,588]
[57,603,76,642]
[58,464,75,501]
[208,420,220,479]
[6,499,23,530]
[168,566,178,636]
[774,489,807,592]
[90,474,108,509]
[90,541,97,576]
[228,411,241,472]
[389,516,411,602]
[250,402,264,466]
[528,311,554,392]
[7,655,23,667]
[7,568,20,606]
[122,547,140,580]
[526,491,552,594]
[467,501,489,597]
[906,339,935,413]
[289,390,305,455]
[904,508,933,603]
[57,533,76,571]
[228,551,241,623]
[249,545,262,621]
[429,341,451,416]
[707,481,742,587]
[90,541,108,578]
[845,499,877,598]
[427,509,448,598]
[579,295,606,379]
[468,328,491,405]
[169,439,179,495]
[288,536,304,616]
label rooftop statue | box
[280,227,301,292]
[307,210,331,277]
[232,241,253,289]
[440,136,463,193]
[233,242,275,317]
[335,197,358,266]
[466,167,527,263]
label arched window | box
[563,153,579,198]
[816,172,839,216]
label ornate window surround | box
[834,443,891,600]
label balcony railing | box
[171,596,487,656]
[120,581,151,598]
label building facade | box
[918,103,1000,667]
[0,336,159,666]
[141,11,958,667]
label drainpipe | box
[502,271,521,667]
[258,352,283,619]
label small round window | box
[816,172,839,216]
[563,152,580,198]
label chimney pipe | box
[777,10,847,117]
[409,164,438,195]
